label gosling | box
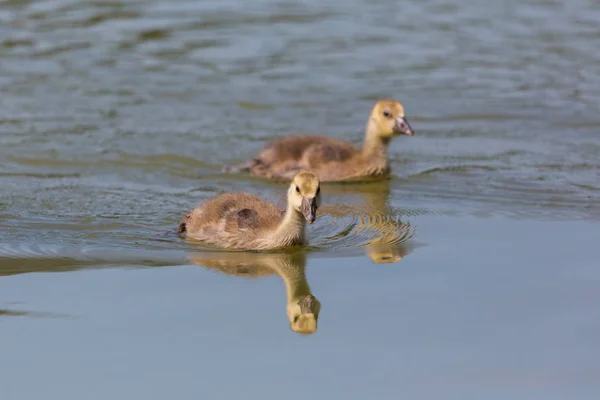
[223,99,414,182]
[177,170,321,251]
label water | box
[1,0,599,398]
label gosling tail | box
[222,158,260,173]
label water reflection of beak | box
[299,294,317,314]
[301,197,317,224]
[394,116,414,136]
[292,295,320,335]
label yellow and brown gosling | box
[177,170,321,251]
[223,99,414,182]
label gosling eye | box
[293,316,299,323]
[295,186,300,193]
[383,111,391,118]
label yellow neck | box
[362,118,391,160]
[268,192,306,247]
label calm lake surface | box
[1,0,599,399]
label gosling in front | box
[177,170,321,251]
[223,99,414,182]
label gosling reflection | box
[364,217,414,264]
[319,179,415,264]
[365,241,411,264]
[187,251,321,335]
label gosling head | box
[288,294,321,335]
[368,99,414,142]
[289,170,321,224]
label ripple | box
[0,243,187,277]
[6,152,211,172]
[0,172,81,179]
[414,165,500,176]
[178,10,336,31]
[137,28,171,42]
[1,38,35,48]
[31,42,91,57]
[299,203,419,265]
[0,307,74,319]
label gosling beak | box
[300,197,317,224]
[299,295,316,314]
[394,116,414,136]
